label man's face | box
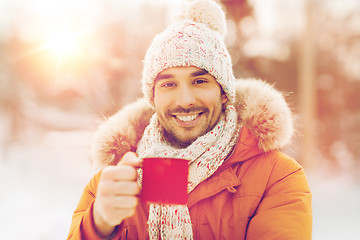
[153,66,228,148]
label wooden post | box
[298,0,316,169]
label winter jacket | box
[67,79,312,239]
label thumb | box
[118,151,142,168]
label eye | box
[160,82,176,88]
[193,79,208,85]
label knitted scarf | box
[136,105,239,240]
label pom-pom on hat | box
[142,0,235,107]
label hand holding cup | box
[93,152,141,237]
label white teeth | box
[176,115,198,122]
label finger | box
[101,208,136,226]
[106,195,139,209]
[110,208,137,222]
[101,181,140,196]
[101,165,137,181]
[118,152,142,168]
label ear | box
[221,92,228,104]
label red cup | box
[141,157,189,204]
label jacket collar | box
[90,79,294,170]
[218,127,263,169]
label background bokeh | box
[0,0,359,239]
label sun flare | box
[45,28,80,59]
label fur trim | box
[90,98,154,169]
[234,79,293,152]
[90,79,294,169]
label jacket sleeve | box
[67,171,124,240]
[246,152,312,240]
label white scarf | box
[137,105,239,240]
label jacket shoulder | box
[245,151,312,239]
[266,151,308,188]
[236,150,310,196]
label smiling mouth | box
[173,113,203,123]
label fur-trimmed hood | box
[90,79,294,170]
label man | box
[67,0,312,239]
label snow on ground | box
[0,130,94,240]
[309,166,360,240]
[1,129,360,239]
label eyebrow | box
[154,69,209,81]
[191,69,209,77]
[154,73,173,81]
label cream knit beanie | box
[142,0,235,107]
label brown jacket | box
[67,79,312,239]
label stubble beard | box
[159,106,223,148]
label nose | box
[176,85,196,109]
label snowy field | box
[1,129,359,240]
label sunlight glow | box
[44,28,80,59]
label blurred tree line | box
[222,0,360,171]
[0,0,359,172]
